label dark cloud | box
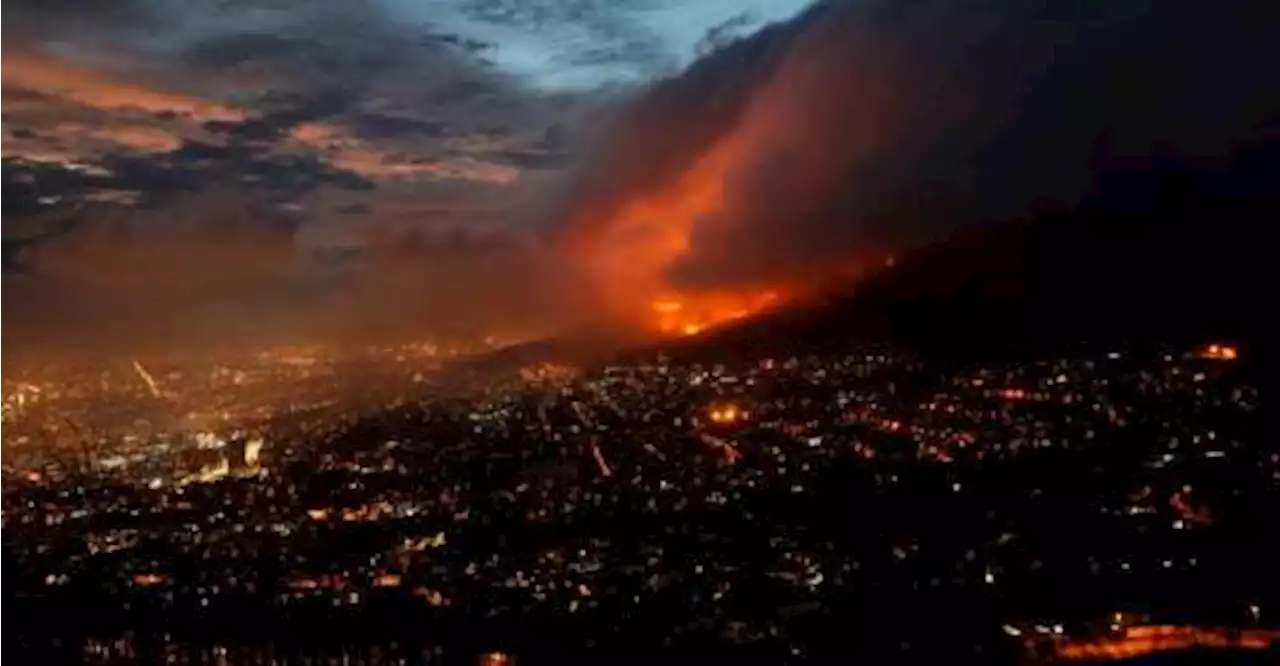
[21,0,1269,356]
[549,4,828,246]
[694,12,760,58]
[554,0,1280,295]
[3,161,115,218]
[1,0,586,356]
[1,168,46,219]
[496,150,571,170]
[0,0,562,186]
[336,203,371,216]
[431,33,495,54]
[2,0,156,35]
[5,0,853,358]
[201,91,355,143]
[346,114,448,140]
[182,31,400,75]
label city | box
[5,341,1273,663]
[1,339,509,482]
[4,2,1275,664]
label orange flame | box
[1200,343,1238,361]
[1054,625,1280,660]
[708,404,741,423]
[575,90,790,336]
[652,289,780,336]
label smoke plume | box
[553,0,1278,331]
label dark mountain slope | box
[659,147,1274,364]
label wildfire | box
[651,289,780,337]
[570,77,794,337]
[1200,343,1238,361]
[1054,625,1280,660]
[708,404,742,424]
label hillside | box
[657,152,1272,364]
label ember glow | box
[651,289,780,336]
[1200,343,1239,361]
[708,403,742,424]
[1053,625,1280,661]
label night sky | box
[3,0,1276,356]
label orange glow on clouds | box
[3,51,246,123]
[568,28,868,338]
[578,106,788,336]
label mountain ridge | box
[647,150,1273,365]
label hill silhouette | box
[657,144,1273,365]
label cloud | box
[2,191,595,355]
[31,0,1265,354]
[553,0,1280,309]
[2,1,605,356]
[1,49,251,171]
[0,0,567,181]
[3,122,184,160]
[285,122,520,185]
[383,0,816,91]
[2,50,248,123]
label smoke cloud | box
[4,190,593,358]
[7,0,1276,358]
[1,0,593,360]
[554,0,1278,312]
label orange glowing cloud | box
[1,118,187,167]
[61,122,183,153]
[577,118,760,334]
[557,11,922,339]
[566,35,870,336]
[288,122,519,184]
[2,51,248,123]
[570,67,823,336]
